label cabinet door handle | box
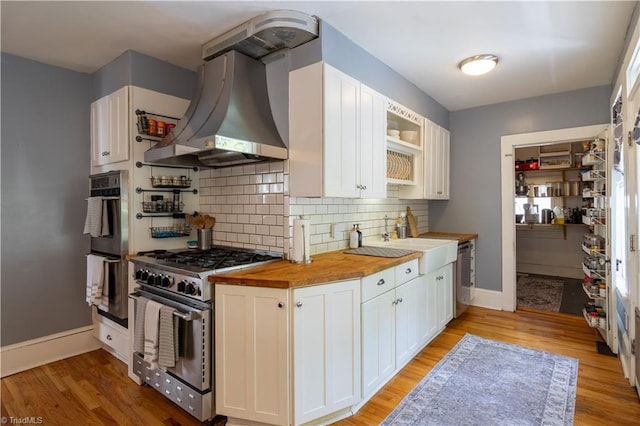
[397,298,403,304]
[102,151,111,156]
[295,301,303,308]
[405,268,412,274]
[106,334,113,341]
[377,279,386,286]
[437,191,443,195]
[362,185,367,190]
[278,302,285,309]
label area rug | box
[381,334,578,426]
[517,275,564,312]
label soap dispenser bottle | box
[349,225,359,249]
[356,224,363,247]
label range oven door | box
[130,287,212,392]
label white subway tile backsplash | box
[199,159,428,256]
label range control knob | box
[147,274,157,285]
[177,280,187,293]
[135,269,144,280]
[160,275,173,288]
[185,283,198,295]
[140,270,149,281]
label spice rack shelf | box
[150,225,191,239]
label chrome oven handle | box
[129,293,201,321]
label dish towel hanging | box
[86,254,106,307]
[158,305,178,368]
[83,196,110,237]
[133,296,149,354]
[144,300,163,369]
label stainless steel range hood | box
[145,10,319,168]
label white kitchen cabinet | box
[91,86,129,166]
[434,263,454,329]
[361,259,431,400]
[293,279,361,425]
[215,285,290,426]
[424,118,450,199]
[394,275,422,367]
[290,62,387,198]
[92,308,128,363]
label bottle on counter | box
[356,224,363,247]
[349,225,359,249]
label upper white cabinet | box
[91,86,129,166]
[424,119,450,199]
[290,62,387,198]
[388,101,425,199]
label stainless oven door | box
[90,197,128,256]
[131,288,212,392]
[95,255,128,322]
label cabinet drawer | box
[94,321,128,357]
[362,268,395,302]
[395,259,419,286]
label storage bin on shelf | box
[142,201,185,213]
[150,224,191,238]
[150,176,191,188]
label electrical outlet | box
[330,223,341,238]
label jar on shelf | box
[598,283,606,298]
[157,120,166,137]
[148,118,157,136]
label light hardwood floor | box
[2,306,638,425]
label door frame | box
[500,124,608,312]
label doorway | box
[513,142,592,316]
[500,124,608,313]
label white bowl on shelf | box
[387,129,400,138]
[400,130,418,144]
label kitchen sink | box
[367,237,458,273]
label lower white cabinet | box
[215,285,289,425]
[433,263,454,329]
[215,279,361,426]
[92,309,128,363]
[361,260,452,402]
[293,280,361,424]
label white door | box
[215,285,289,425]
[293,280,361,425]
[394,278,420,368]
[323,65,360,198]
[435,264,454,329]
[359,84,387,198]
[361,290,396,398]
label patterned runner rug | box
[517,275,564,312]
[382,334,578,426]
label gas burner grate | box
[155,247,282,269]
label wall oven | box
[88,171,129,325]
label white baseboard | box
[1,326,101,378]
[472,288,504,311]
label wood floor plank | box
[1,306,637,425]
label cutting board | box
[406,206,419,237]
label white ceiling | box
[1,1,636,111]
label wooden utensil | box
[406,206,419,237]
[204,215,215,229]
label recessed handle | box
[377,279,386,286]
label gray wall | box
[1,53,92,346]
[429,85,611,292]
[92,50,196,101]
[319,21,449,128]
[1,51,196,347]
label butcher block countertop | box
[208,249,422,289]
[418,232,478,244]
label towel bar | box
[128,293,201,321]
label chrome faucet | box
[382,215,390,241]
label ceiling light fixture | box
[458,54,499,76]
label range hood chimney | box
[145,10,319,168]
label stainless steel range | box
[130,246,283,422]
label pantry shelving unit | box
[579,141,608,332]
